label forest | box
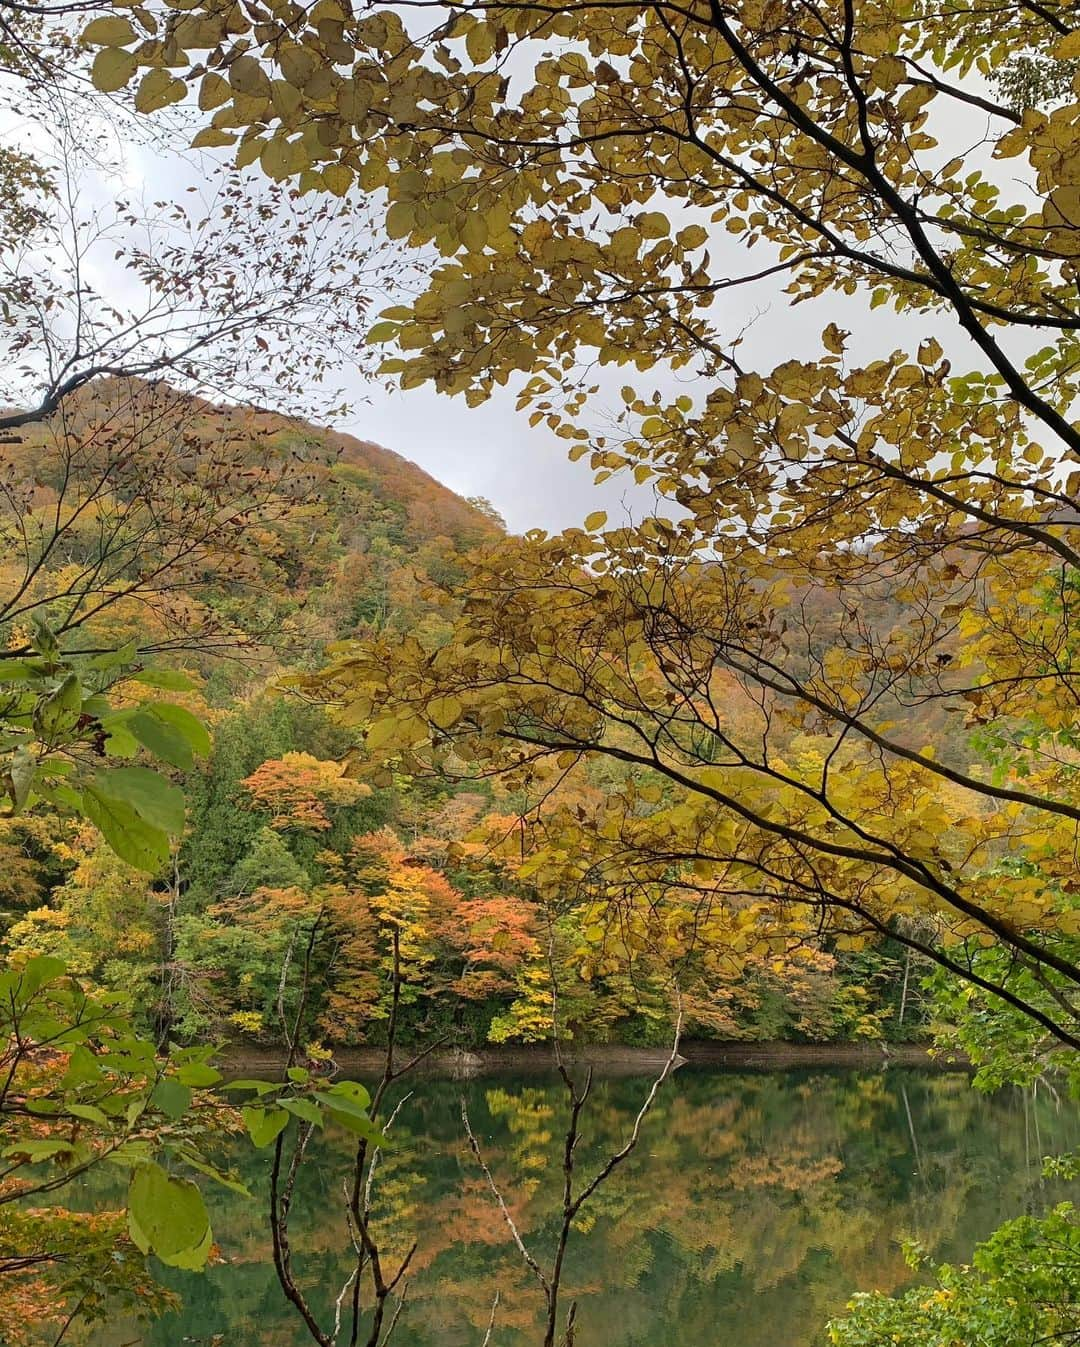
[2,0,1080,1344]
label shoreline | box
[217,1038,967,1079]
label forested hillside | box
[0,377,498,668]
[0,381,918,1054]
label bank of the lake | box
[217,1038,963,1079]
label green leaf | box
[127,1202,151,1255]
[30,615,59,661]
[128,710,195,771]
[23,1099,60,1116]
[313,1087,386,1144]
[7,746,35,810]
[286,1066,310,1084]
[280,1096,323,1127]
[127,703,210,769]
[33,781,82,813]
[67,1103,109,1125]
[151,1077,193,1121]
[159,1222,214,1270]
[81,786,170,873]
[130,668,196,691]
[128,1162,211,1261]
[150,703,211,756]
[93,766,185,836]
[242,1105,290,1147]
[175,1062,222,1088]
[127,1163,210,1255]
[55,672,82,713]
[89,640,138,671]
[102,718,140,758]
[169,1146,250,1196]
[2,1139,77,1162]
[126,1094,149,1129]
[323,1079,371,1109]
[321,1106,388,1144]
[223,1078,278,1095]
[34,672,82,739]
[60,1045,102,1088]
[103,1140,154,1167]
[19,954,66,999]
[0,659,48,682]
[35,759,74,778]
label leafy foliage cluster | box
[829,1205,1080,1347]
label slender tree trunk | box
[898,947,912,1028]
[156,854,180,1049]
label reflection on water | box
[101,1068,1080,1347]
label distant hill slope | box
[0,379,502,687]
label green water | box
[99,1067,1080,1347]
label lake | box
[100,1065,1080,1347]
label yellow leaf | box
[198,72,231,111]
[260,136,311,180]
[465,22,495,64]
[1053,31,1080,59]
[638,211,669,239]
[386,200,414,239]
[280,44,319,89]
[461,213,488,250]
[609,226,641,260]
[271,79,303,121]
[822,323,848,354]
[309,0,346,20]
[235,136,265,169]
[135,68,185,113]
[584,510,607,531]
[429,695,463,729]
[322,162,352,197]
[337,78,371,122]
[230,55,272,99]
[891,364,923,388]
[676,224,708,249]
[191,127,236,149]
[366,718,401,751]
[82,16,136,46]
[869,54,906,92]
[91,47,136,93]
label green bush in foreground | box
[828,1204,1080,1347]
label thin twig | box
[574,1003,684,1211]
[461,1099,551,1297]
[480,1292,500,1347]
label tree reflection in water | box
[102,1068,1080,1347]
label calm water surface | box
[101,1067,1080,1347]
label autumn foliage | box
[242,752,371,831]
